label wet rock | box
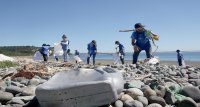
[147,103,162,107]
[0,91,14,104]
[127,88,144,99]
[178,97,198,107]
[21,86,36,96]
[124,100,143,107]
[148,96,166,107]
[120,94,134,102]
[115,100,123,107]
[5,86,22,95]
[137,96,148,107]
[180,86,200,103]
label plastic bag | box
[33,51,43,61]
[54,43,63,56]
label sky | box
[0,0,200,53]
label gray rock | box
[143,88,157,98]
[115,100,123,107]
[188,79,200,86]
[178,97,198,107]
[21,86,36,96]
[28,78,40,86]
[189,73,199,79]
[0,91,14,104]
[155,85,166,98]
[148,96,166,107]
[5,86,22,95]
[180,86,200,103]
[12,96,34,103]
[168,71,177,76]
[181,69,187,74]
[120,94,134,102]
[127,88,144,99]
[128,80,145,89]
[124,100,143,107]
[188,68,195,71]
[147,103,162,107]
[7,98,25,105]
[137,96,148,107]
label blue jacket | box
[118,44,125,55]
[131,30,151,50]
[177,53,184,60]
[87,43,97,54]
[61,40,69,51]
[40,45,50,55]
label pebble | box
[0,91,14,104]
[115,100,123,107]
[148,96,166,107]
[137,96,148,107]
[120,94,134,102]
[21,86,36,96]
[147,103,162,107]
[127,88,144,99]
[5,86,22,95]
[124,100,143,107]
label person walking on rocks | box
[115,41,125,64]
[61,34,70,62]
[176,50,185,67]
[120,23,159,64]
[87,40,97,65]
[75,50,80,64]
[40,44,50,62]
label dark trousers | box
[87,53,96,65]
[120,55,125,64]
[133,47,151,64]
[42,54,48,62]
[178,59,182,66]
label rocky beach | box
[0,56,200,107]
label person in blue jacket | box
[131,23,153,64]
[40,44,50,62]
[61,34,70,62]
[115,41,125,64]
[75,50,80,64]
[176,50,184,66]
[87,40,97,65]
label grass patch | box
[0,61,16,68]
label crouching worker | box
[87,40,97,65]
[75,50,80,64]
[115,41,125,64]
[40,44,50,62]
[131,23,159,64]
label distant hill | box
[0,46,40,56]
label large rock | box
[148,96,166,107]
[124,100,143,107]
[137,96,148,107]
[180,86,200,103]
[0,91,14,104]
[5,86,22,95]
[127,88,144,99]
[147,103,162,107]
[21,86,36,96]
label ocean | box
[76,52,200,62]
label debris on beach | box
[0,54,14,62]
[1,58,200,107]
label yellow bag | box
[152,34,159,41]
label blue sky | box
[0,0,200,52]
